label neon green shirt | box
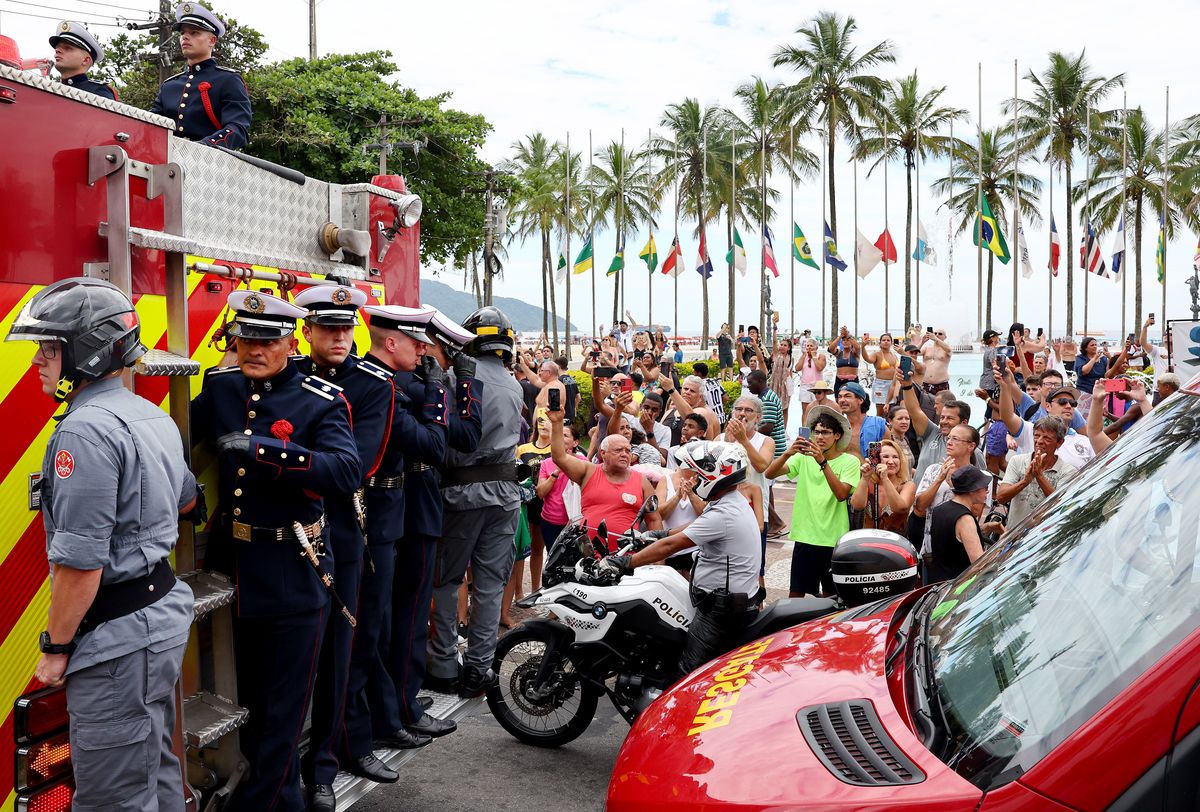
[783,452,861,547]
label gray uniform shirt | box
[684,491,761,598]
[41,378,195,675]
[442,355,523,511]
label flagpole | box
[618,127,625,327]
[1162,86,1169,327]
[1084,107,1091,337]
[976,62,983,336]
[673,140,679,340]
[760,120,768,344]
[729,134,736,337]
[821,130,826,336]
[1121,92,1128,339]
[647,127,653,330]
[949,118,955,300]
[1048,163,1053,338]
[854,154,860,336]
[883,116,890,332]
[1012,59,1019,325]
[589,128,596,341]
[790,125,796,336]
[565,130,572,362]
[915,127,921,325]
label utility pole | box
[127,0,177,84]
[308,0,317,60]
[364,115,427,175]
[467,168,513,306]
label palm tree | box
[503,133,564,346]
[589,140,656,326]
[653,99,728,347]
[731,77,819,337]
[772,11,896,336]
[1010,51,1123,337]
[1081,108,1192,328]
[855,71,965,328]
[932,128,1043,330]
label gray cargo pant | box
[428,504,518,679]
[67,639,187,811]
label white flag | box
[855,229,883,279]
[1017,223,1035,279]
[912,220,937,267]
[555,238,569,284]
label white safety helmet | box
[673,440,747,501]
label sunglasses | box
[1052,398,1078,408]
[935,332,946,337]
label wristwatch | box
[39,631,74,656]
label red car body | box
[610,376,1200,812]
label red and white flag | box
[660,235,684,276]
[762,225,779,277]
[1049,215,1061,276]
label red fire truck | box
[0,49,462,811]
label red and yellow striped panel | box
[0,264,384,811]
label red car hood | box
[607,593,983,811]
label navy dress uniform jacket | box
[151,57,251,149]
[61,72,116,100]
[362,353,448,544]
[395,369,463,537]
[190,360,359,616]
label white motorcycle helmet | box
[674,441,747,501]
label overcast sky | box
[6,0,1198,340]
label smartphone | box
[899,355,913,375]
[1102,378,1129,393]
[1037,327,1044,338]
[593,365,618,379]
[590,350,600,361]
[1149,313,1156,324]
[659,360,673,377]
[618,378,634,395]
[996,346,1015,361]
[867,441,882,464]
[738,324,744,333]
[795,427,811,443]
[927,326,934,333]
[548,387,562,411]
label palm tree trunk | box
[546,227,560,351]
[541,227,550,342]
[698,189,710,350]
[612,232,621,327]
[904,158,913,330]
[1065,162,1075,338]
[827,122,839,338]
[1134,194,1143,329]
[986,251,995,330]
[727,214,735,335]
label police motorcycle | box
[486,477,922,746]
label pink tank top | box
[799,355,823,385]
[581,467,644,539]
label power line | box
[0,5,127,26]
[2,0,122,19]
[74,0,153,11]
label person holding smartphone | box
[850,439,916,537]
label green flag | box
[573,235,594,275]
[639,234,658,272]
[972,194,1011,264]
[607,235,625,277]
[792,223,819,269]
[725,227,747,275]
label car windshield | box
[926,391,1200,789]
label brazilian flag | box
[792,223,819,269]
[973,194,1011,264]
[607,235,625,277]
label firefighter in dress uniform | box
[8,278,195,811]
[427,306,524,697]
[191,290,359,812]
[49,21,116,100]
[385,308,482,738]
[150,3,251,149]
[292,285,395,812]
[341,305,447,784]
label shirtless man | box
[919,328,953,396]
[517,354,566,410]
[861,332,901,415]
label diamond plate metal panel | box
[0,64,175,129]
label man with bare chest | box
[919,329,953,396]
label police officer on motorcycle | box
[8,278,196,810]
[596,441,762,676]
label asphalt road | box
[351,483,801,812]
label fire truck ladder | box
[87,144,248,810]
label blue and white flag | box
[823,220,847,272]
[1110,213,1126,280]
[912,219,937,266]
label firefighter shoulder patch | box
[54,449,74,479]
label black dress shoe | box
[345,754,398,784]
[422,673,460,694]
[375,727,432,749]
[308,783,336,812]
[407,712,457,738]
[418,694,434,711]
[458,667,498,698]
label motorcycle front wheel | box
[486,625,600,747]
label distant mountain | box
[419,278,578,333]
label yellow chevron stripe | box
[0,286,46,399]
[0,581,51,812]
